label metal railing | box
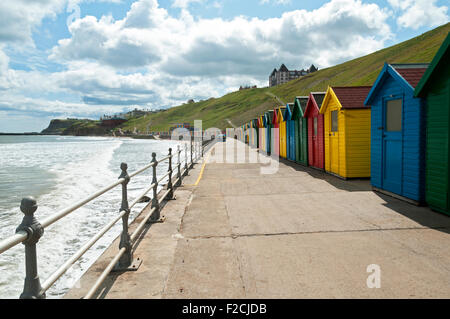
[0,136,208,299]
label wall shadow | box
[273,154,450,234]
[276,156,372,192]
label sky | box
[0,0,448,132]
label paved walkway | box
[66,140,450,299]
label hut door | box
[299,119,304,162]
[313,117,318,166]
[382,98,403,194]
[330,110,339,174]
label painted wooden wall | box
[278,107,287,159]
[272,108,279,157]
[415,35,450,214]
[343,109,371,178]
[370,75,426,201]
[424,74,449,213]
[323,95,347,177]
[322,89,371,178]
[305,103,325,170]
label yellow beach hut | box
[319,86,372,179]
[277,106,287,159]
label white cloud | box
[2,0,394,131]
[260,0,292,5]
[172,0,206,9]
[388,0,448,30]
[52,0,392,74]
[0,0,66,44]
[0,47,9,76]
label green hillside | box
[121,23,450,132]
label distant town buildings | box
[269,64,318,87]
[239,85,257,91]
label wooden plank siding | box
[415,35,450,214]
[343,109,371,178]
[365,63,428,203]
[322,86,372,179]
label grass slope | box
[121,23,450,132]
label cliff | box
[41,119,109,136]
[41,119,79,135]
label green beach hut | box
[293,96,309,165]
[415,34,450,215]
[266,111,273,155]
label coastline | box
[0,132,159,140]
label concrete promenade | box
[66,140,450,299]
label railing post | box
[184,143,188,176]
[176,145,182,186]
[167,148,174,200]
[190,135,193,168]
[150,152,161,221]
[114,163,141,271]
[16,197,45,299]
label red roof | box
[332,86,372,109]
[393,66,428,88]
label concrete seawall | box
[66,140,450,299]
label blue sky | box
[0,0,448,132]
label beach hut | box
[245,123,250,144]
[255,118,260,149]
[266,111,273,155]
[278,107,287,159]
[415,35,449,214]
[285,104,295,161]
[258,116,264,152]
[320,86,372,179]
[252,118,259,148]
[292,96,309,165]
[272,108,280,157]
[304,93,326,169]
[249,120,254,147]
[365,63,429,203]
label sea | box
[0,135,183,299]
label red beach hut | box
[304,92,326,170]
[272,107,280,157]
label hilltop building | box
[269,64,318,87]
[239,85,257,91]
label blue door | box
[382,98,403,194]
[286,121,290,159]
[290,121,295,160]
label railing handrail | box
[0,137,209,299]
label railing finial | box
[16,197,45,299]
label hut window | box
[331,110,338,132]
[386,99,402,132]
[314,117,318,136]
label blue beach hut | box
[364,63,429,204]
[284,104,295,161]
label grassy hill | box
[121,22,450,132]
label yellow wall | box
[280,121,287,158]
[323,97,347,177]
[260,117,266,152]
[322,89,371,178]
[343,109,371,178]
[278,108,287,158]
